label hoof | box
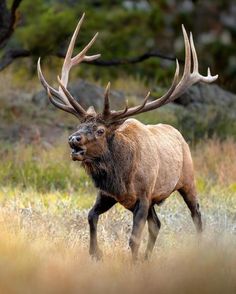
[90,248,103,261]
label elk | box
[37,14,218,261]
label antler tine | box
[72,32,100,64]
[165,26,192,101]
[62,13,85,70]
[57,76,87,118]
[141,59,180,109]
[164,29,193,101]
[118,99,129,116]
[47,88,80,118]
[136,91,151,111]
[111,91,151,120]
[168,28,218,101]
[182,25,191,77]
[37,58,64,103]
[190,32,198,73]
[60,13,101,105]
[109,99,129,121]
[59,15,85,104]
[190,33,218,83]
[160,27,191,103]
[103,82,111,117]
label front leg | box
[88,192,117,260]
[129,198,149,261]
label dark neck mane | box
[82,134,134,196]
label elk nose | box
[74,135,82,142]
[69,135,82,144]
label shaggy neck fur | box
[82,133,134,196]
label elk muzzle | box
[68,134,87,161]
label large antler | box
[102,25,218,123]
[37,13,100,119]
[37,18,218,124]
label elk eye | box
[96,128,105,136]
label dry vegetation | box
[0,137,235,294]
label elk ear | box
[86,106,97,116]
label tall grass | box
[0,138,93,193]
[194,138,236,186]
[0,137,235,293]
[1,137,235,191]
[0,227,235,294]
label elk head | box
[37,13,218,163]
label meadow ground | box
[0,137,235,293]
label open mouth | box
[71,146,86,161]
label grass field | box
[0,136,235,293]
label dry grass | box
[0,226,235,294]
[0,194,236,294]
[194,138,236,186]
[0,137,235,293]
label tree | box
[0,0,235,91]
[0,0,177,73]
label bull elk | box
[37,14,218,261]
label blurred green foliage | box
[137,104,236,142]
[0,141,93,192]
[5,0,236,91]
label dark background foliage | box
[2,0,236,90]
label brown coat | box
[93,118,195,209]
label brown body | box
[65,116,202,261]
[115,119,193,208]
[37,14,218,260]
[84,119,194,210]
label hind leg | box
[129,198,149,261]
[178,186,203,233]
[144,205,161,260]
